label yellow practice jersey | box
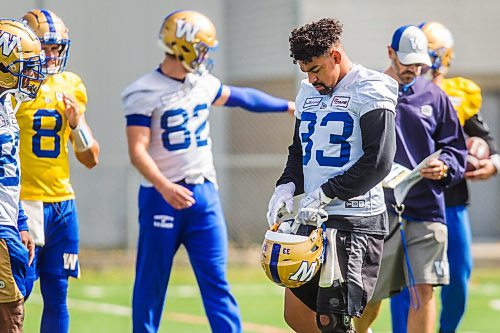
[441,77,482,126]
[16,71,87,202]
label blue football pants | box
[390,205,472,333]
[132,182,241,333]
[24,200,79,333]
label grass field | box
[23,261,500,333]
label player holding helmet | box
[0,18,44,332]
[390,21,499,333]
[122,10,294,333]
[17,9,100,333]
[266,18,398,333]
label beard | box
[399,70,416,84]
[313,82,333,95]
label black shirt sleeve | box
[464,113,498,155]
[276,119,304,195]
[321,109,396,200]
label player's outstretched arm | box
[213,85,295,115]
[126,126,195,210]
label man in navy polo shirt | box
[354,25,467,333]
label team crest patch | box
[303,97,323,108]
[331,96,350,108]
[420,105,433,117]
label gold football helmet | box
[158,10,218,72]
[22,9,70,75]
[261,223,324,288]
[420,22,454,75]
[0,19,44,101]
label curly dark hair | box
[289,18,343,64]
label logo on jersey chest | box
[420,105,433,117]
[303,97,323,109]
[331,96,350,108]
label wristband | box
[71,123,94,152]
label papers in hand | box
[382,149,442,206]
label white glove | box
[298,187,332,226]
[266,182,295,227]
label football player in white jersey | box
[266,18,398,333]
[0,19,44,332]
[122,10,294,333]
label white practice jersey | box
[122,70,222,186]
[0,95,21,227]
[296,64,397,217]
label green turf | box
[23,265,500,332]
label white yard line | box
[28,293,290,333]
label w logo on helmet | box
[289,260,318,282]
[0,32,18,57]
[175,19,200,42]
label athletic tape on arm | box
[71,123,94,152]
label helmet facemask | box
[0,20,45,102]
[419,21,454,78]
[10,52,45,101]
[41,39,70,75]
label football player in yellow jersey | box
[389,22,499,333]
[17,9,99,333]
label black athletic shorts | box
[290,226,384,317]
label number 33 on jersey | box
[296,64,397,216]
[16,71,87,201]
